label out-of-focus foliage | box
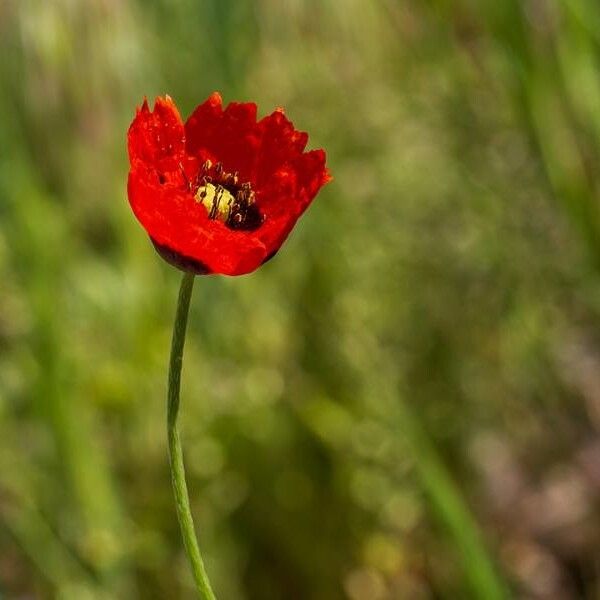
[1,0,600,598]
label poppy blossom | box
[127,93,330,276]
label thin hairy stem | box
[167,271,216,599]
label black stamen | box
[194,161,264,231]
[178,162,190,189]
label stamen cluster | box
[187,160,263,231]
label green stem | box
[167,271,216,600]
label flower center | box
[192,160,263,231]
[196,183,236,221]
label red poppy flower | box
[127,93,330,276]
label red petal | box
[127,96,185,172]
[184,93,261,182]
[256,149,329,251]
[128,169,268,275]
[254,110,309,188]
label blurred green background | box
[1,0,600,598]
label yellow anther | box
[195,183,235,222]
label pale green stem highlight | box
[167,271,216,600]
